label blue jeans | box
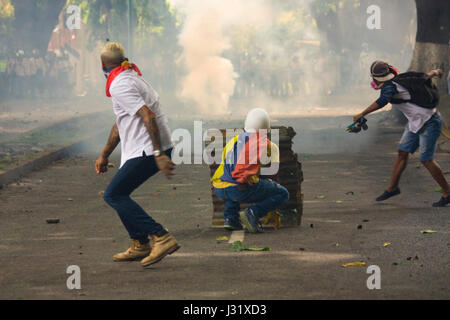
[214,179,290,221]
[398,113,442,161]
[104,149,172,243]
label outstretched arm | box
[95,123,120,174]
[426,69,443,78]
[353,101,382,123]
[136,105,175,179]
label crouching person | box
[211,108,289,233]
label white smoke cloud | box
[170,0,273,115]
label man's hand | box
[428,69,444,78]
[95,156,109,175]
[353,113,364,123]
[155,155,175,179]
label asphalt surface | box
[0,131,449,300]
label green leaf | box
[421,230,438,234]
[229,241,270,252]
[246,246,270,251]
[229,241,244,252]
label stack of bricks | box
[206,126,303,228]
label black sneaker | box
[432,196,450,207]
[376,188,401,202]
[224,218,243,231]
[239,208,264,233]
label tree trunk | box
[387,0,449,125]
[409,0,450,93]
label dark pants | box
[214,179,290,221]
[104,149,172,243]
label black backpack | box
[391,72,440,109]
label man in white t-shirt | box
[353,60,450,207]
[95,43,180,268]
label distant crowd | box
[0,50,74,100]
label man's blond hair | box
[101,42,125,65]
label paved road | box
[0,132,449,299]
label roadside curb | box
[0,130,107,188]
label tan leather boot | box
[113,239,151,262]
[141,233,180,268]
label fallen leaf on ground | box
[336,200,343,204]
[264,211,281,230]
[315,195,326,199]
[229,241,270,252]
[340,261,366,267]
[216,236,229,242]
[246,246,270,251]
[383,242,391,247]
[230,241,244,252]
[421,230,438,234]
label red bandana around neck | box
[105,60,143,97]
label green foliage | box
[66,0,179,52]
[0,0,14,39]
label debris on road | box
[421,230,438,234]
[263,211,281,230]
[229,241,270,252]
[340,261,366,267]
[357,225,363,230]
[383,242,391,247]
[46,218,60,224]
[216,236,229,242]
[315,195,326,199]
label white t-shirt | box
[392,83,436,133]
[109,69,173,167]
